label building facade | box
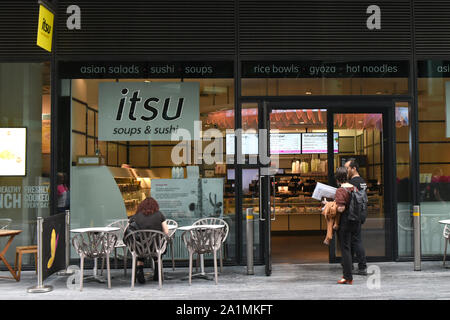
[1,0,450,272]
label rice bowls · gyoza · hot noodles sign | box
[98,82,199,141]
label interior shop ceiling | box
[206,109,384,131]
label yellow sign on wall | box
[36,4,54,52]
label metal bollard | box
[57,210,75,276]
[27,217,53,293]
[246,208,254,275]
[413,205,421,271]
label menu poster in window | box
[334,132,339,153]
[0,128,27,176]
[151,179,199,218]
[201,178,224,218]
[395,107,409,127]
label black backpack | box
[345,187,368,224]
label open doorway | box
[266,108,389,264]
[269,109,330,263]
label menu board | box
[151,179,200,218]
[334,132,339,153]
[227,132,339,154]
[302,132,339,154]
[270,133,301,154]
[0,128,27,176]
[226,133,259,155]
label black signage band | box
[242,61,409,78]
[59,60,412,79]
[59,61,234,79]
[417,60,450,78]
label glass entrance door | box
[258,105,333,272]
[269,108,331,264]
[255,102,395,274]
[259,101,274,276]
[331,111,394,261]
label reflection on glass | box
[242,78,408,96]
[333,113,385,258]
[418,72,450,255]
[70,77,236,262]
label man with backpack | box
[334,167,360,284]
[345,159,368,276]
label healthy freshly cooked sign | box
[98,82,199,141]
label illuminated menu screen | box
[270,133,301,154]
[226,133,301,155]
[302,132,339,154]
[226,132,339,154]
[0,128,27,176]
[226,133,259,155]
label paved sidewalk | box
[0,261,449,300]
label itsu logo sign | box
[98,82,199,141]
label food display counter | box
[224,172,383,232]
[108,167,146,217]
[130,168,159,198]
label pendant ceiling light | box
[205,109,390,131]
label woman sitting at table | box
[127,197,169,284]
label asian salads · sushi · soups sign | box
[98,82,199,141]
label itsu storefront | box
[53,1,437,271]
[5,0,450,275]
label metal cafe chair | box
[165,219,178,271]
[181,226,224,285]
[123,229,168,290]
[71,231,117,291]
[192,218,229,272]
[101,219,129,276]
[443,224,450,267]
[0,218,12,230]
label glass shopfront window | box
[0,62,51,267]
[67,65,236,262]
[395,102,413,257]
[417,60,450,256]
[242,61,409,96]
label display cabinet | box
[107,167,146,216]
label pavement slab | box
[0,261,449,300]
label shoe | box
[352,268,367,276]
[136,266,145,284]
[337,278,353,285]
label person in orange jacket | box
[321,200,340,245]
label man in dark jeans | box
[345,159,368,275]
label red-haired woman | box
[128,197,169,284]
